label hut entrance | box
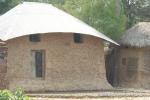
[105,47,119,87]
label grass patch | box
[0,88,29,100]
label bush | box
[0,88,29,100]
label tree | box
[0,0,20,14]
[122,0,150,28]
[62,0,126,39]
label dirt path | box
[30,97,150,100]
[28,89,150,100]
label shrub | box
[0,88,29,100]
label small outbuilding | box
[0,2,118,92]
[117,22,150,89]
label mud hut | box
[0,2,118,92]
[117,22,150,89]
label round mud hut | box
[117,22,150,89]
[0,2,119,91]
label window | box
[126,57,138,79]
[122,57,138,69]
[29,34,41,42]
[73,33,83,43]
[127,57,138,70]
[31,50,45,78]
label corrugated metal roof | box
[0,2,118,45]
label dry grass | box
[119,22,150,48]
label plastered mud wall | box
[7,33,111,92]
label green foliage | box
[0,0,20,14]
[0,88,29,100]
[122,0,150,28]
[61,0,127,39]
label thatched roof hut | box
[114,22,150,89]
[119,22,150,47]
[0,2,115,91]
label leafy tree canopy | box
[122,0,150,28]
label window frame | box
[73,33,83,43]
[29,34,41,42]
[31,50,45,79]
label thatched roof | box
[119,22,150,48]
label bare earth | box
[28,88,150,100]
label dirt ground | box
[30,97,150,100]
[28,88,150,100]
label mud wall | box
[7,33,111,92]
[115,47,150,89]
